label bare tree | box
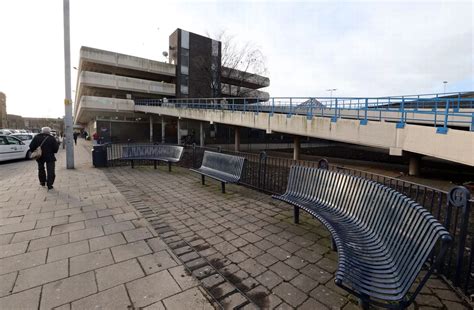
[204,30,268,98]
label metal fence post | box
[396,97,405,128]
[192,143,196,168]
[437,100,449,134]
[445,186,471,288]
[287,98,293,118]
[360,98,368,125]
[307,98,313,120]
[471,113,474,132]
[331,98,338,122]
[258,151,267,190]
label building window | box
[181,30,189,49]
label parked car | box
[0,135,31,161]
[0,129,12,135]
[50,130,61,144]
[10,133,36,146]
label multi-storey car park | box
[74,28,269,143]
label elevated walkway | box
[134,93,474,166]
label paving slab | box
[71,285,131,310]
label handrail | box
[135,93,474,132]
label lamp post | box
[443,81,448,94]
[63,0,74,169]
[326,88,337,98]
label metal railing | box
[105,143,473,300]
[135,92,474,132]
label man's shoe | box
[47,185,54,190]
[40,182,45,186]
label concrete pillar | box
[149,116,153,142]
[293,136,301,161]
[200,122,205,147]
[177,118,181,145]
[408,154,421,176]
[161,116,166,143]
[234,126,241,152]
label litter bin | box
[92,144,108,167]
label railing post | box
[307,98,314,120]
[445,186,471,287]
[454,93,460,112]
[258,151,267,190]
[287,98,293,118]
[243,99,247,112]
[192,143,196,168]
[360,98,368,125]
[331,98,338,122]
[471,113,474,132]
[255,98,259,115]
[396,97,405,128]
[270,98,275,116]
[437,100,449,134]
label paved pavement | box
[0,140,214,309]
[0,139,470,309]
[106,160,471,309]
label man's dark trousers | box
[37,160,55,187]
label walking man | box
[73,131,79,145]
[29,127,59,190]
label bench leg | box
[168,162,172,172]
[294,207,300,224]
[221,182,225,194]
[154,161,157,169]
[331,238,337,252]
[131,160,134,169]
[358,294,370,310]
[201,175,205,185]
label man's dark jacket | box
[29,133,59,162]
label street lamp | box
[443,81,448,93]
[326,88,337,98]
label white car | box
[10,133,36,146]
[0,129,12,135]
[0,135,31,162]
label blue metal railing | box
[135,92,474,132]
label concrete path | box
[0,140,214,309]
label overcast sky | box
[0,0,472,118]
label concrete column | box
[293,136,301,161]
[161,116,165,143]
[177,118,181,145]
[234,126,241,152]
[149,116,153,142]
[200,122,205,147]
[408,154,421,176]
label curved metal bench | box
[122,144,184,171]
[190,151,245,193]
[273,166,452,309]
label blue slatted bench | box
[190,151,245,193]
[122,145,184,171]
[273,166,452,309]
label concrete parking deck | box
[0,140,470,309]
